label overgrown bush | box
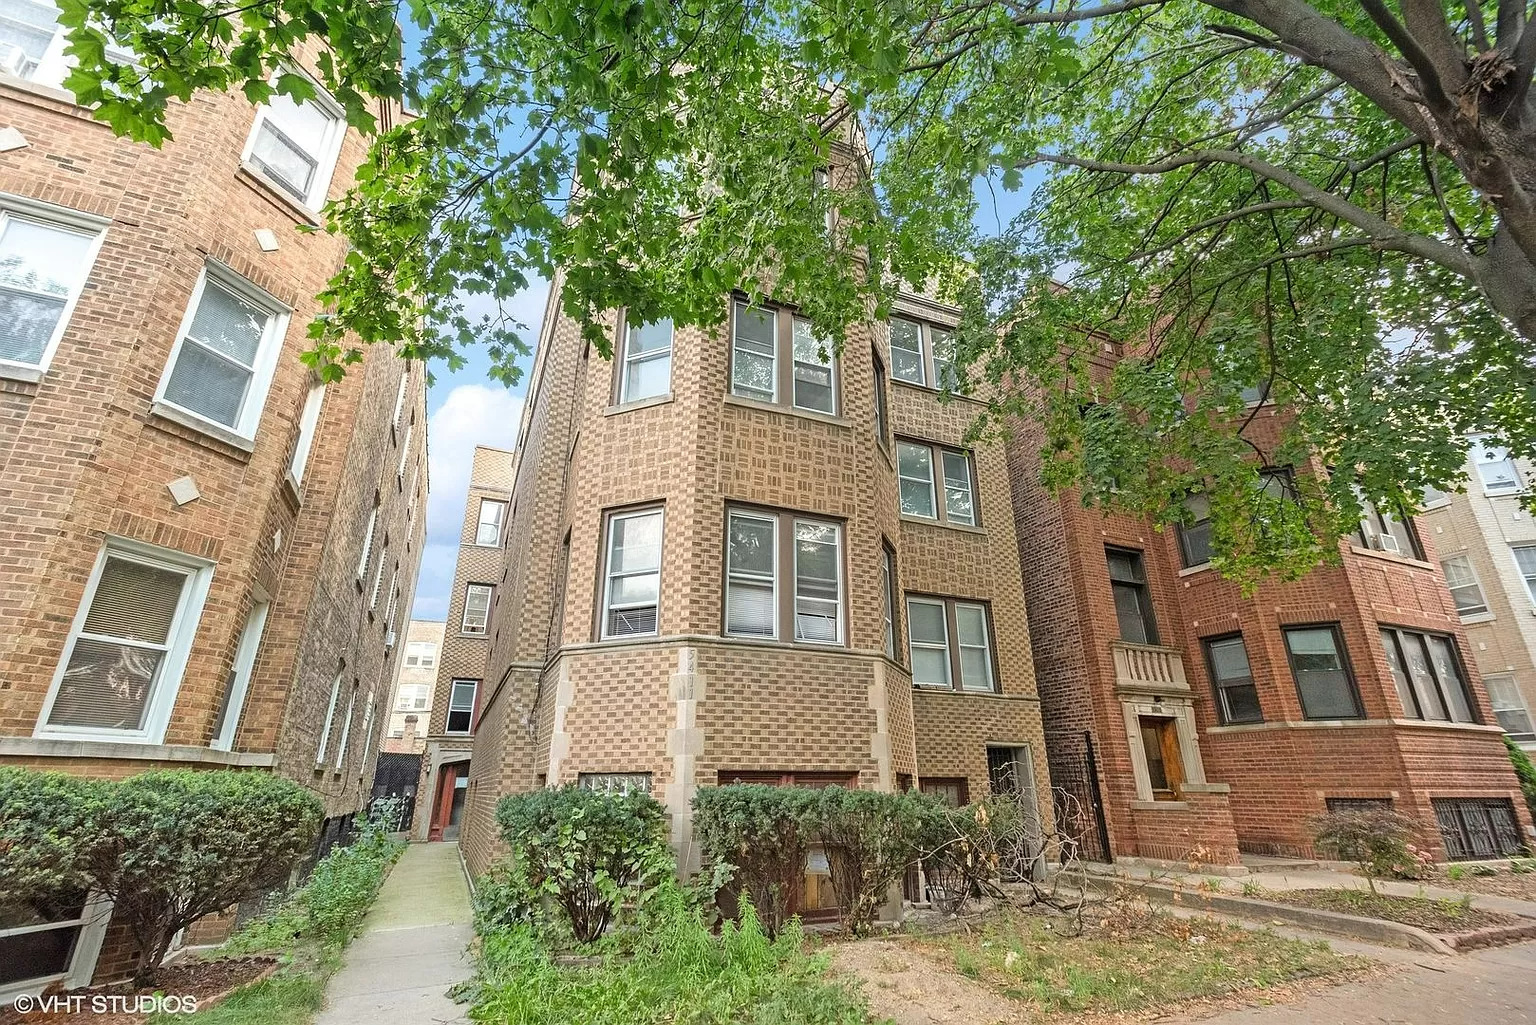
[804,786,932,936]
[1311,809,1425,893]
[470,879,868,1025]
[1507,736,1536,826]
[692,784,815,936]
[0,767,99,903]
[495,784,669,942]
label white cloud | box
[409,384,524,619]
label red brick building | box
[0,11,425,998]
[1009,390,1534,865]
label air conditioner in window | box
[0,44,32,78]
[384,629,397,649]
[1371,532,1402,554]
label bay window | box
[1282,625,1363,720]
[897,440,977,526]
[906,596,996,692]
[618,316,673,403]
[729,301,839,415]
[723,507,843,645]
[888,315,959,390]
[0,198,106,376]
[1380,627,1475,723]
[601,508,663,638]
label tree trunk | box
[1476,226,1536,343]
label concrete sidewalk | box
[315,841,475,1025]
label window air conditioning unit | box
[0,44,32,78]
[384,629,397,649]
[1372,533,1402,554]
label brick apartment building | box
[1417,439,1536,751]
[452,217,1056,910]
[0,8,426,998]
[1010,379,1533,865]
[410,445,513,842]
[383,618,446,755]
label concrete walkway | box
[315,841,474,1025]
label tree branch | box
[1023,148,1479,275]
[1355,0,1454,109]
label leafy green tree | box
[1506,735,1536,824]
[57,0,1536,575]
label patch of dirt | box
[0,955,277,1025]
[828,938,1025,1025]
[1436,870,1536,902]
[1258,888,1525,933]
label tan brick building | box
[0,10,425,997]
[1416,439,1536,752]
[452,260,1056,918]
[411,445,513,841]
[1009,386,1533,865]
[383,619,446,755]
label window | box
[36,539,213,742]
[369,542,388,609]
[286,381,325,489]
[0,199,106,375]
[395,683,430,711]
[897,440,977,526]
[578,772,653,794]
[404,641,437,669]
[315,669,343,765]
[1282,625,1362,719]
[1177,494,1212,568]
[1471,437,1521,494]
[445,679,478,734]
[396,422,412,483]
[729,301,839,415]
[872,350,889,445]
[356,502,378,581]
[1379,627,1475,722]
[906,597,996,692]
[1440,555,1489,617]
[881,543,898,660]
[1137,716,1184,799]
[888,315,960,390]
[1485,674,1534,739]
[383,566,399,628]
[241,78,346,209]
[333,682,357,769]
[475,498,507,546]
[155,265,289,442]
[461,583,493,635]
[1433,798,1524,860]
[1326,797,1392,814]
[601,508,663,638]
[1355,498,1422,558]
[919,777,969,807]
[0,886,104,992]
[723,508,843,644]
[618,317,672,403]
[0,0,130,87]
[392,369,408,429]
[1106,547,1158,645]
[1204,634,1261,724]
[1514,545,1536,603]
[210,600,269,751]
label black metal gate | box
[1433,798,1524,860]
[1046,731,1113,863]
[370,752,421,832]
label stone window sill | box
[0,736,275,766]
[605,393,674,416]
[149,401,256,457]
[235,164,324,227]
[899,514,985,536]
[1348,545,1433,570]
[722,392,850,429]
[0,362,45,384]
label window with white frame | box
[601,508,663,638]
[729,301,839,415]
[475,498,507,546]
[0,886,107,994]
[155,265,288,441]
[356,501,378,581]
[286,380,325,489]
[881,543,898,660]
[0,0,131,87]
[1440,555,1489,617]
[315,668,343,764]
[461,583,493,635]
[391,369,408,429]
[1514,545,1536,603]
[395,683,429,711]
[906,596,996,691]
[578,772,653,795]
[332,682,357,769]
[618,317,672,403]
[723,508,843,645]
[0,199,106,374]
[897,440,977,526]
[369,541,388,609]
[1485,674,1534,740]
[888,315,959,390]
[1472,437,1522,494]
[396,422,412,483]
[36,539,213,741]
[445,679,478,733]
[242,79,346,209]
[210,600,268,751]
[404,641,436,669]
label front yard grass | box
[907,906,1362,1018]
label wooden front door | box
[427,762,466,842]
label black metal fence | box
[1046,731,1113,863]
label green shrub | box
[692,784,816,936]
[1311,809,1423,893]
[495,785,669,943]
[471,859,541,935]
[0,767,100,903]
[803,786,931,936]
[1506,736,1536,825]
[86,771,322,982]
[909,795,1013,914]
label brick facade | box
[1008,397,1533,864]
[0,55,425,992]
[383,619,445,754]
[455,267,1055,893]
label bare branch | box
[1355,0,1454,109]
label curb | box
[1442,920,1536,952]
